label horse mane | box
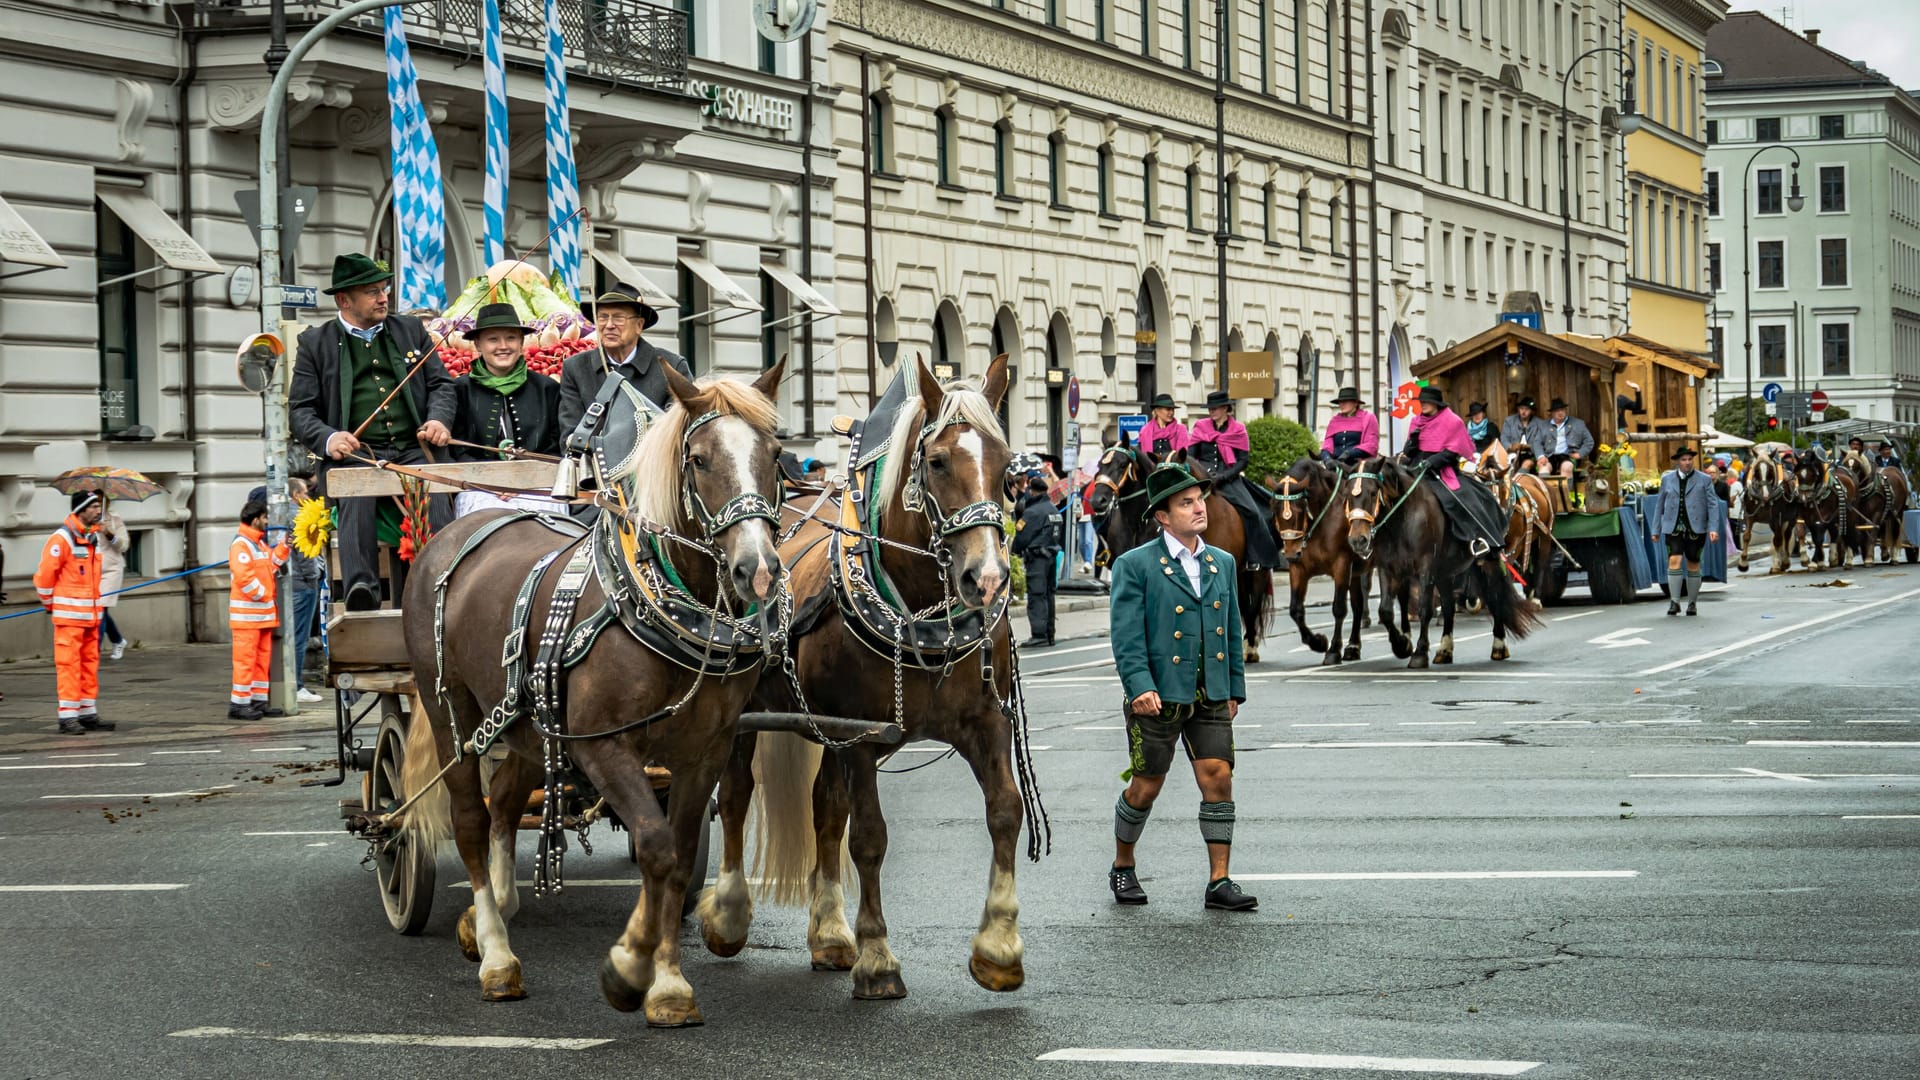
[627,376,780,527]
[874,376,1006,510]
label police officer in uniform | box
[1106,465,1256,912]
[1009,475,1062,647]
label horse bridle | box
[1274,462,1341,545]
[678,409,780,541]
[1093,449,1148,517]
[900,416,1007,545]
[1346,469,1386,531]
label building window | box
[1384,67,1398,166]
[1096,0,1111,41]
[1709,325,1724,367]
[1519,120,1531,206]
[1045,0,1060,26]
[868,94,893,173]
[1098,144,1115,215]
[1758,323,1786,377]
[1629,191,1642,278]
[1264,182,1277,243]
[1756,117,1781,143]
[994,120,1013,197]
[1048,131,1067,208]
[758,265,789,374]
[1325,0,1341,113]
[677,0,697,57]
[1819,165,1847,212]
[1481,107,1493,194]
[1501,116,1512,200]
[96,202,141,437]
[1293,0,1309,102]
[1143,0,1158,58]
[1819,114,1844,140]
[1705,119,1718,144]
[1822,322,1851,376]
[1821,237,1849,287]
[1257,0,1270,94]
[935,106,958,187]
[1706,241,1722,291]
[1182,0,1195,68]
[1222,173,1238,234]
[1144,154,1161,222]
[1438,92,1451,183]
[1756,168,1782,215]
[1756,239,1785,289]
[1705,170,1721,216]
[677,258,708,374]
[1539,129,1549,208]
[1298,188,1312,251]
[1461,101,1472,190]
[1329,195,1342,255]
[1440,227,1453,290]
[1186,165,1201,230]
[757,29,777,74]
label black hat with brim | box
[1205,390,1233,410]
[1548,398,1570,412]
[1141,464,1210,522]
[1417,385,1445,406]
[1467,401,1488,416]
[470,302,536,336]
[1672,446,1697,462]
[1329,386,1363,406]
[1149,393,1177,410]
[324,252,394,295]
[579,283,660,330]
[1516,396,1537,410]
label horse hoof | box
[1321,652,1341,667]
[1391,640,1413,660]
[703,928,747,959]
[1342,645,1362,661]
[480,965,527,1002]
[810,945,857,971]
[600,956,647,1014]
[1433,651,1453,665]
[969,952,1026,993]
[1491,643,1510,661]
[1307,635,1329,654]
[852,969,909,1000]
[1408,655,1429,670]
[1244,648,1260,664]
[457,906,481,963]
[644,998,705,1029]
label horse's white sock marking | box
[808,870,855,951]
[470,891,519,982]
[489,832,518,921]
[702,862,753,944]
[971,863,1023,965]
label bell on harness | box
[556,378,662,500]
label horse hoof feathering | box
[457,906,482,963]
[810,945,857,971]
[969,953,1026,992]
[479,963,527,1002]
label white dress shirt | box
[1162,531,1204,595]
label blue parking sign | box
[1117,413,1148,448]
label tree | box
[1712,396,1768,439]
[1246,415,1319,482]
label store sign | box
[691,80,796,135]
[1227,351,1276,400]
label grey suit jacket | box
[1656,469,1722,535]
[1542,417,1596,459]
[556,339,691,434]
[1499,414,1553,452]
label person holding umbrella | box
[35,491,109,734]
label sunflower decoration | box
[293,497,333,559]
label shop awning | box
[586,245,676,312]
[677,252,762,324]
[95,186,220,288]
[0,193,67,279]
[760,261,840,316]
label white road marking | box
[247,746,309,753]
[1843,815,1920,820]
[1527,720,1595,725]
[1737,720,1810,725]
[1,762,146,771]
[1623,719,1701,725]
[41,785,234,800]
[1073,725,1123,731]
[152,750,222,755]
[1236,870,1636,881]
[1552,610,1603,621]
[1749,740,1920,748]
[1298,670,1593,679]
[1846,720,1911,724]
[1632,772,1918,780]
[1588,627,1651,648]
[1735,767,1817,783]
[1031,642,1115,658]
[1400,721,1477,726]
[0,884,188,892]
[1638,585,1920,675]
[51,752,119,759]
[244,831,340,836]
[168,1027,609,1051]
[1292,722,1371,728]
[1265,741,1504,749]
[1037,1047,1542,1075]
[1023,659,1118,677]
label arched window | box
[932,300,965,380]
[994,118,1014,197]
[874,295,899,368]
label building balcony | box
[190,0,688,93]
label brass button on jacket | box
[1173,631,1183,640]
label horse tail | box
[1476,559,1545,640]
[750,732,823,906]
[1242,564,1274,641]
[400,695,453,856]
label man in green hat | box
[1105,464,1256,912]
[449,302,564,516]
[289,252,456,610]
[557,281,691,433]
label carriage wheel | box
[369,708,436,936]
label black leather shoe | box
[345,584,380,612]
[227,704,259,721]
[1109,865,1148,905]
[1022,637,1054,649]
[1204,877,1258,911]
[81,715,115,732]
[1685,603,1698,616]
[1666,601,1681,616]
[57,718,88,735]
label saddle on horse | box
[1404,432,1507,558]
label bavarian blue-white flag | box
[481,0,507,265]
[384,6,446,310]
[544,0,581,301]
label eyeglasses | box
[596,313,636,326]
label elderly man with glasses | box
[557,282,693,434]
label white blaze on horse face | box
[714,416,777,601]
[954,429,1006,604]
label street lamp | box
[1559,48,1639,332]
[1740,144,1804,437]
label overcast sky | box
[1737,6,1920,90]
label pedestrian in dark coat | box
[1009,476,1061,647]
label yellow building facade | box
[1623,0,1728,356]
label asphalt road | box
[2,560,1916,1079]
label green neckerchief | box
[469,359,529,397]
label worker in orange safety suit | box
[228,498,290,721]
[36,490,108,734]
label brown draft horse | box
[702,356,1035,1001]
[1272,456,1368,665]
[1346,460,1544,667]
[1787,453,1858,570]
[1089,443,1274,661]
[399,364,790,1026]
[1494,470,1557,599]
[1738,450,1803,574]
[1838,451,1912,564]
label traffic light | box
[1766,417,1780,431]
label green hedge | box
[1246,415,1319,483]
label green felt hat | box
[1141,463,1210,522]
[324,252,393,295]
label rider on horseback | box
[1320,387,1378,465]
[1405,385,1508,558]
[1136,394,1189,461]
[1187,390,1282,571]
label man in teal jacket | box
[1106,464,1256,911]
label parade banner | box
[482,0,507,265]
[544,0,581,300]
[383,7,446,310]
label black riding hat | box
[1548,398,1571,412]
[1467,401,1488,417]
[1204,389,1233,410]
[1672,446,1697,462]
[1417,385,1445,406]
[1330,386,1363,406]
[579,282,660,329]
[1515,396,1537,410]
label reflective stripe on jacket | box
[34,518,101,627]
[228,525,290,628]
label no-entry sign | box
[1810,390,1829,413]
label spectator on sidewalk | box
[36,491,109,734]
[95,499,130,661]
[227,498,290,720]
[1010,476,1061,648]
[287,474,326,704]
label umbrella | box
[1701,424,1755,450]
[50,466,166,502]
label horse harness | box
[1273,462,1347,545]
